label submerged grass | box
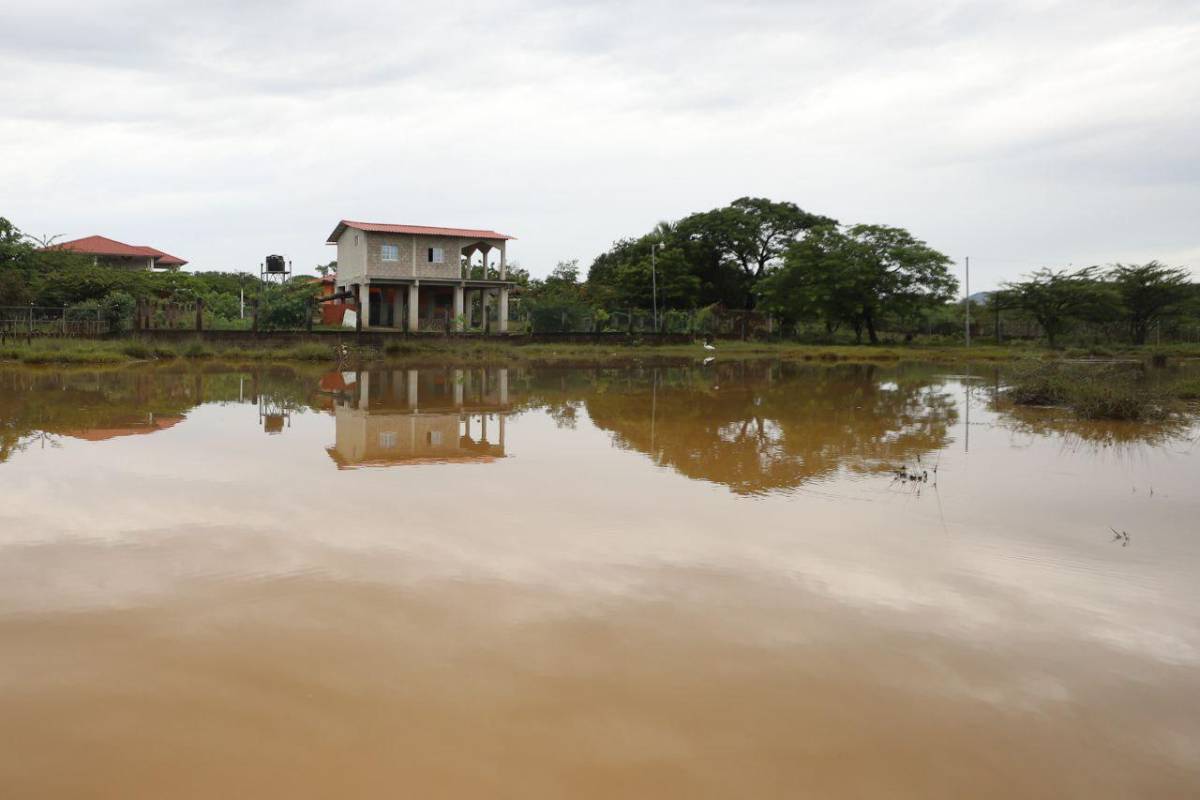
[1001,361,1198,421]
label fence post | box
[306,298,314,332]
[62,306,67,337]
[28,303,33,343]
[251,299,259,334]
[195,299,204,332]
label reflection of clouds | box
[1,389,1198,681]
[4,368,1200,796]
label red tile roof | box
[64,414,185,442]
[134,245,187,267]
[48,235,188,267]
[327,220,515,243]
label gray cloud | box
[1,0,1197,288]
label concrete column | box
[358,371,369,410]
[480,290,491,334]
[454,369,464,406]
[498,368,508,405]
[407,369,418,410]
[391,289,403,329]
[481,413,488,443]
[478,245,490,279]
[359,282,371,329]
[407,283,419,332]
[498,287,509,333]
[499,241,507,280]
[453,285,464,332]
[498,415,506,450]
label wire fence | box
[0,306,109,341]
[5,300,1200,345]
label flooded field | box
[1,361,1198,798]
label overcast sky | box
[1,0,1197,289]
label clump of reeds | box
[1002,361,1176,421]
[1175,378,1200,401]
[180,341,213,358]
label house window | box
[381,244,399,261]
[379,431,397,448]
[427,247,444,264]
[427,431,443,446]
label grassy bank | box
[999,361,1200,421]
[2,336,1200,367]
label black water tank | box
[265,254,286,273]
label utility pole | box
[651,243,660,333]
[964,255,971,348]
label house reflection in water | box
[326,367,510,468]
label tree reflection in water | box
[584,362,959,495]
[0,366,327,463]
[6,362,1191,487]
[994,403,1198,454]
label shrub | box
[257,283,316,330]
[119,341,152,359]
[101,291,136,332]
[181,341,212,358]
[1002,361,1171,421]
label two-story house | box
[326,220,515,332]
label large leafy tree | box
[758,224,956,344]
[0,217,37,305]
[1002,267,1116,348]
[1107,261,1192,345]
[0,217,35,269]
[588,198,834,310]
[691,197,835,281]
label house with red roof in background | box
[45,235,188,271]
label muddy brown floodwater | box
[1,361,1198,798]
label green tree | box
[587,199,834,311]
[257,281,318,329]
[0,217,35,269]
[524,260,595,332]
[692,197,835,284]
[677,198,835,308]
[1002,267,1115,348]
[759,224,956,344]
[613,247,700,310]
[1107,261,1192,345]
